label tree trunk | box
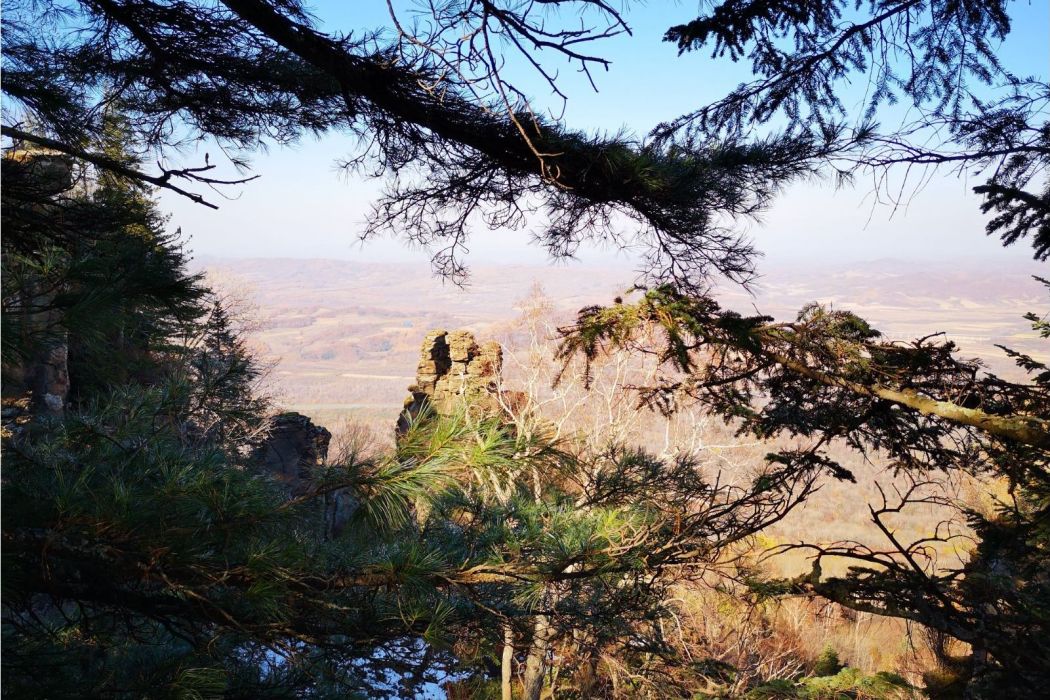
[502,623,514,700]
[577,656,597,697]
[522,615,553,700]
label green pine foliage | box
[2,2,1047,697]
[2,113,209,398]
[813,646,844,678]
[556,281,1050,695]
[0,382,474,697]
[0,121,461,697]
[662,0,1048,261]
[745,667,913,699]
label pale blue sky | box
[163,1,1050,271]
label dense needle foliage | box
[2,1,1047,698]
[555,282,1050,693]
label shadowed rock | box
[251,411,356,536]
[252,412,332,494]
[2,150,73,416]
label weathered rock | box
[398,330,505,433]
[4,298,70,418]
[34,343,69,416]
[4,149,75,197]
[252,412,331,494]
[1,396,33,441]
[250,413,360,537]
[414,329,451,394]
[447,330,476,364]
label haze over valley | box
[197,256,1047,439]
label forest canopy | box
[2,1,1047,698]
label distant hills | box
[192,256,1047,437]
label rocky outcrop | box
[31,343,69,416]
[398,329,504,432]
[3,150,73,417]
[251,411,357,536]
[3,148,75,197]
[252,412,332,494]
[254,332,511,531]
[5,336,70,417]
[1,397,32,441]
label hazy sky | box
[161,1,1050,272]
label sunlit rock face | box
[398,329,504,433]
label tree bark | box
[502,623,514,700]
[762,345,1050,449]
[522,615,553,700]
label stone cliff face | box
[251,412,332,494]
[250,411,357,536]
[398,329,504,432]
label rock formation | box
[252,412,332,494]
[4,336,70,417]
[30,343,69,416]
[255,331,511,532]
[398,329,504,432]
[2,149,73,416]
[251,411,357,536]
